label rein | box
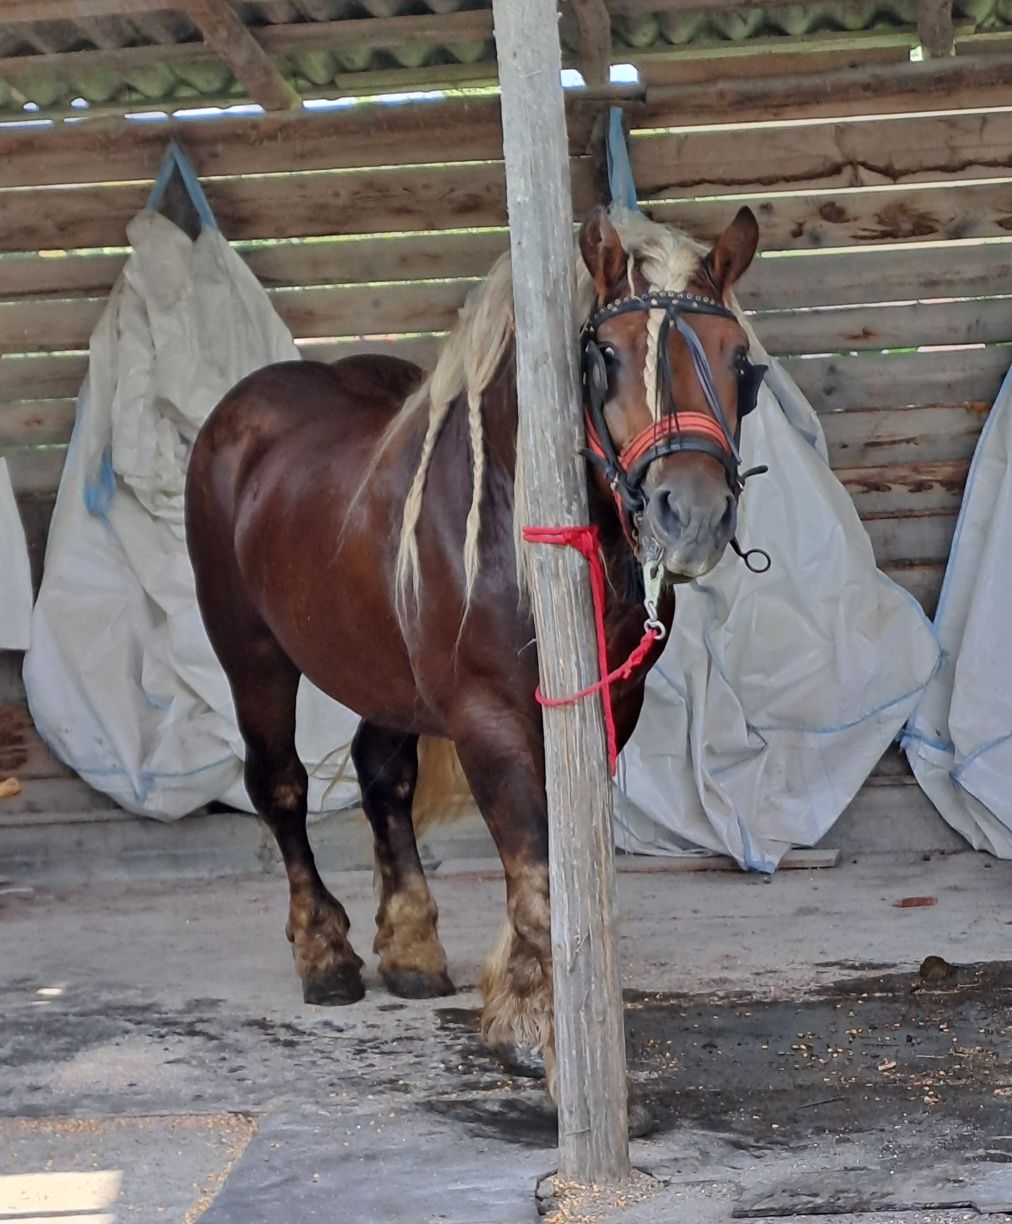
[521,523,663,775]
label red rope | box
[522,524,662,774]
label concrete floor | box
[2,850,1012,1222]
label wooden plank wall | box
[1,51,1010,820]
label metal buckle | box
[642,550,667,641]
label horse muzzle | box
[641,475,737,580]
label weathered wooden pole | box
[492,0,631,1186]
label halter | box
[581,289,770,572]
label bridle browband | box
[581,289,770,572]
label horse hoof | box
[302,968,366,1006]
[382,969,456,999]
[495,1042,546,1079]
[628,1099,657,1139]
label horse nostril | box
[655,490,683,536]
[720,495,735,533]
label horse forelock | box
[391,211,707,621]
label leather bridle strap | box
[619,413,730,475]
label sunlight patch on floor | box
[0,1168,121,1222]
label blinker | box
[584,341,609,404]
[737,362,767,420]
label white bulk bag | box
[24,211,359,818]
[616,351,942,871]
[903,363,1012,856]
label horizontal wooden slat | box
[295,334,442,369]
[654,181,1012,252]
[757,296,1012,356]
[664,182,1012,253]
[3,445,67,495]
[819,402,988,468]
[631,110,1012,198]
[0,353,87,400]
[0,279,477,353]
[0,252,126,299]
[640,53,1012,125]
[0,298,104,354]
[0,398,75,446]
[742,241,1012,311]
[881,561,944,616]
[274,281,473,341]
[0,341,442,406]
[0,161,539,252]
[837,458,969,516]
[863,510,956,566]
[0,96,510,189]
[1,234,1007,322]
[633,43,910,88]
[0,231,509,300]
[784,345,1011,411]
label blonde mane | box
[390,208,708,619]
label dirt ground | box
[2,850,1012,1222]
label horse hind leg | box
[227,632,365,1004]
[351,721,454,999]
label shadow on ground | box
[428,961,1012,1160]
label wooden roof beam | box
[918,0,955,56]
[0,0,172,18]
[179,0,301,111]
[569,0,612,87]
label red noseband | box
[618,413,735,473]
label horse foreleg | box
[481,864,554,1089]
[452,723,556,1095]
[352,720,454,999]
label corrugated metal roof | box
[0,1,1008,118]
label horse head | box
[578,205,763,583]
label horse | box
[184,203,765,1094]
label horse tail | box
[413,737,474,834]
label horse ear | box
[702,206,759,298]
[579,205,628,304]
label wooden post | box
[492,0,631,1187]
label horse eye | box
[600,344,618,365]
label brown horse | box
[184,204,762,1090]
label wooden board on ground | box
[432,848,842,878]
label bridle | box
[581,289,770,575]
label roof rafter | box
[179,0,300,111]
[918,0,955,56]
[569,0,611,87]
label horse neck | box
[481,351,643,629]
